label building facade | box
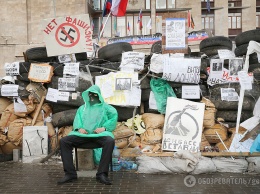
[0,0,259,76]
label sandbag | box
[112,123,134,139]
[212,157,248,173]
[0,97,12,114]
[115,138,128,149]
[0,105,19,128]
[128,135,141,148]
[10,97,36,117]
[0,142,21,154]
[200,133,210,151]
[203,124,228,143]
[201,97,216,128]
[142,113,165,130]
[7,117,32,146]
[0,133,8,146]
[247,157,260,173]
[140,128,163,145]
[192,156,217,174]
[30,103,52,122]
[57,126,73,143]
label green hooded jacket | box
[68,85,118,138]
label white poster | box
[218,49,235,59]
[23,126,48,163]
[58,77,76,91]
[150,53,167,74]
[5,62,20,76]
[63,62,79,76]
[162,97,205,152]
[120,52,145,71]
[42,14,93,56]
[1,84,19,96]
[46,88,58,102]
[165,18,185,50]
[221,88,239,101]
[182,85,200,99]
[162,58,201,84]
[58,91,70,101]
[95,72,141,106]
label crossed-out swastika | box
[55,23,80,47]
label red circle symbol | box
[55,23,80,47]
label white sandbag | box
[137,150,200,174]
[246,157,260,173]
[212,157,248,173]
[192,156,217,174]
[137,156,172,174]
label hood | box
[82,85,104,105]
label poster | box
[120,52,145,71]
[165,18,185,50]
[4,62,19,76]
[23,126,48,163]
[1,84,19,96]
[95,72,141,106]
[162,97,205,152]
[42,14,93,56]
[162,58,201,84]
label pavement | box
[1,158,260,194]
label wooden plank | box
[31,95,45,126]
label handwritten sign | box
[58,91,70,101]
[165,18,185,50]
[162,58,201,84]
[120,52,145,71]
[46,88,58,102]
[58,77,76,91]
[182,85,200,99]
[63,62,79,76]
[5,62,19,76]
[28,63,53,83]
[1,84,19,96]
[218,49,235,59]
[42,14,93,56]
[162,97,205,152]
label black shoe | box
[57,175,77,185]
[96,173,112,185]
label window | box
[146,0,150,9]
[156,0,166,9]
[228,13,241,29]
[146,0,175,9]
[257,13,260,28]
[201,15,214,29]
[168,0,176,8]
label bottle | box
[121,160,138,170]
[112,146,121,171]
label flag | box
[127,21,130,35]
[207,0,211,12]
[102,0,112,17]
[191,14,195,29]
[187,11,191,28]
[146,18,152,29]
[137,9,143,30]
[111,0,128,16]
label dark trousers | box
[60,135,115,177]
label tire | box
[16,73,30,82]
[234,43,248,56]
[200,46,232,57]
[52,109,77,128]
[25,47,58,62]
[235,29,260,46]
[151,41,162,54]
[98,42,133,62]
[249,53,259,65]
[140,76,151,89]
[216,110,253,122]
[48,103,79,114]
[248,63,260,83]
[112,105,140,122]
[19,62,31,74]
[75,52,87,61]
[200,36,232,50]
[12,80,30,99]
[46,94,84,108]
[209,95,255,111]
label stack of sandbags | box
[0,95,54,155]
[203,123,228,144]
[201,97,216,129]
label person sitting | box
[57,85,118,185]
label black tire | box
[140,76,151,89]
[200,36,232,50]
[48,103,79,114]
[249,53,259,65]
[16,73,30,82]
[248,63,260,83]
[209,95,255,111]
[75,52,87,61]
[19,62,31,74]
[12,80,30,99]
[151,41,162,54]
[112,105,140,122]
[98,42,133,62]
[25,47,58,62]
[200,46,232,57]
[235,29,260,46]
[52,109,77,128]
[216,110,253,122]
[234,43,248,56]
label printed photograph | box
[229,58,243,76]
[115,78,132,90]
